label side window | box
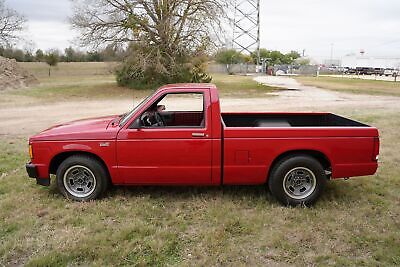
[158,93,203,112]
[139,92,205,128]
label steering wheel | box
[140,111,165,127]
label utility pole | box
[256,0,260,68]
[231,0,261,71]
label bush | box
[116,43,212,90]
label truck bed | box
[221,112,378,185]
[222,113,368,128]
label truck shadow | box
[104,181,365,207]
[108,184,270,201]
[46,178,366,207]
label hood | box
[30,115,120,142]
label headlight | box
[29,144,33,160]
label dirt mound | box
[0,56,39,90]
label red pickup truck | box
[26,84,379,205]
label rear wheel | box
[268,155,327,206]
[56,155,109,201]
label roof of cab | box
[158,83,217,90]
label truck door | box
[116,89,213,185]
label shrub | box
[116,43,212,90]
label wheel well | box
[49,151,111,179]
[267,150,332,181]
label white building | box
[341,54,400,69]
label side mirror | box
[129,118,141,129]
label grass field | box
[15,62,279,101]
[18,62,118,79]
[0,63,399,266]
[295,76,400,96]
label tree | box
[35,49,44,62]
[71,0,227,88]
[64,46,76,62]
[24,50,34,62]
[86,51,102,62]
[45,50,60,77]
[12,48,24,61]
[252,49,301,66]
[100,44,121,61]
[0,0,26,46]
[215,49,243,64]
[294,57,310,66]
[214,49,246,74]
[285,51,301,64]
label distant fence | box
[207,63,258,74]
[208,63,320,76]
[273,65,319,76]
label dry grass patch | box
[6,63,279,103]
[295,76,400,96]
[212,73,280,97]
[18,62,118,79]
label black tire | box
[56,155,109,201]
[268,155,327,206]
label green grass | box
[1,109,400,266]
[295,76,400,96]
[1,63,399,265]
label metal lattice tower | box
[231,0,261,65]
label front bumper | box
[26,163,50,186]
[26,163,38,178]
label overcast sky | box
[7,0,400,61]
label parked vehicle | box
[26,84,380,206]
[384,68,399,77]
[344,68,357,75]
[373,68,385,76]
[356,67,375,75]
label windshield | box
[119,92,155,127]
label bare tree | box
[71,0,228,53]
[0,0,26,46]
[71,0,228,87]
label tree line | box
[0,45,125,63]
[214,48,304,66]
[1,45,307,67]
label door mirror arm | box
[129,118,142,129]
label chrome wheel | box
[63,165,96,198]
[283,167,316,200]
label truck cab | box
[115,84,222,185]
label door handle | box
[192,132,205,137]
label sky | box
[7,0,400,61]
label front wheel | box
[56,155,109,201]
[268,155,327,206]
